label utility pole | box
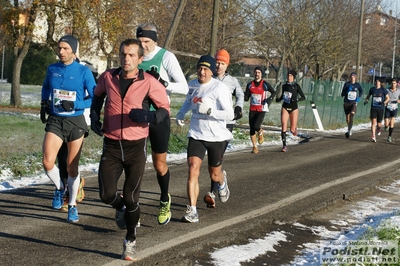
[164,0,187,50]
[210,0,219,55]
[392,0,397,78]
[356,0,365,82]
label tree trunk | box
[10,44,29,107]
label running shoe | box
[388,136,392,142]
[385,126,389,131]
[251,147,258,154]
[377,127,381,136]
[218,170,230,203]
[204,191,216,208]
[372,135,376,142]
[158,193,171,225]
[122,239,137,261]
[76,177,85,203]
[257,130,264,144]
[281,146,288,152]
[181,206,199,223]
[67,205,79,223]
[345,131,350,138]
[115,207,126,230]
[52,189,64,209]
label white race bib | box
[372,96,382,107]
[347,91,357,101]
[251,94,262,106]
[387,102,398,111]
[283,91,292,104]
[53,89,76,114]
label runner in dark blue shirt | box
[341,72,363,138]
[364,78,389,142]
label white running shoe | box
[181,206,199,223]
[121,239,137,261]
[218,170,230,203]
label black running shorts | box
[370,108,384,122]
[187,137,227,167]
[149,116,170,153]
[385,108,398,119]
[45,115,87,142]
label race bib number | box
[347,91,357,101]
[283,91,292,104]
[372,96,382,107]
[251,94,262,106]
[53,89,76,114]
[387,102,398,111]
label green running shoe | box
[157,193,171,225]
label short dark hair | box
[391,78,398,83]
[119,39,144,58]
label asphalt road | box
[1,127,400,265]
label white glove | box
[176,112,185,127]
[198,101,211,115]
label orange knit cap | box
[215,49,230,65]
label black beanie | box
[288,70,297,78]
[58,35,78,54]
[197,55,216,73]
[254,66,263,73]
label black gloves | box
[146,67,169,87]
[234,106,242,120]
[90,110,103,136]
[40,100,50,123]
[60,100,74,111]
[129,109,156,123]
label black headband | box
[136,29,157,42]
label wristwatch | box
[207,108,212,115]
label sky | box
[383,0,399,15]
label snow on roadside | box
[206,179,400,265]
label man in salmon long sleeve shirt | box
[90,38,170,261]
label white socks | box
[46,165,63,191]
[68,174,80,206]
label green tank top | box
[139,48,167,111]
[139,48,167,72]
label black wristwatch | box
[207,108,212,115]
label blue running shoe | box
[67,205,79,223]
[52,189,63,209]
